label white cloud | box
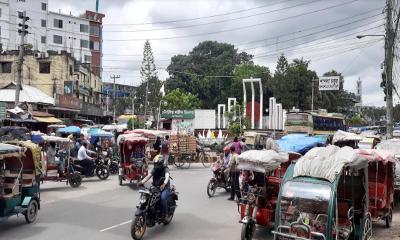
[49,0,387,106]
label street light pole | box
[110,74,120,123]
[356,0,400,139]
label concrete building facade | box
[0,0,104,76]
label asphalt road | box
[0,164,399,240]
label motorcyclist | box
[140,155,171,220]
[222,146,231,184]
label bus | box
[285,112,346,135]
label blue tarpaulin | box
[276,134,327,155]
[90,131,113,145]
[57,126,81,134]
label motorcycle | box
[131,181,178,240]
[73,156,110,180]
[207,161,231,197]
[102,150,119,175]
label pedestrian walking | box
[227,145,241,201]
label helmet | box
[153,154,164,169]
[223,146,230,153]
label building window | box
[41,2,47,11]
[53,19,63,28]
[41,36,46,44]
[69,65,73,75]
[89,41,100,51]
[53,35,62,44]
[0,8,2,18]
[80,24,89,33]
[90,25,99,36]
[84,55,91,63]
[80,39,89,48]
[39,62,50,74]
[0,62,12,73]
[41,19,46,27]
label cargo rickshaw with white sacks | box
[237,149,301,240]
[273,146,372,240]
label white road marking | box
[100,220,132,232]
[42,200,56,204]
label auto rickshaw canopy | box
[237,149,289,173]
[294,145,369,182]
[41,135,72,143]
[0,143,24,160]
[356,149,396,164]
[7,141,42,176]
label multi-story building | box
[0,0,104,77]
[0,50,109,123]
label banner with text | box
[319,76,340,91]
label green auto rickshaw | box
[273,145,372,240]
[0,142,41,223]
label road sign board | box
[319,76,340,91]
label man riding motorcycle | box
[222,146,231,184]
[140,155,170,221]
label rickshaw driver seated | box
[222,146,231,184]
[140,155,171,221]
[46,142,65,177]
[77,141,95,174]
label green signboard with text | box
[161,110,195,119]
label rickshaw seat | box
[336,201,353,240]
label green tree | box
[314,70,356,115]
[166,41,253,108]
[271,55,317,110]
[162,89,200,110]
[137,40,162,121]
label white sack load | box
[238,149,289,173]
[294,145,368,182]
[332,130,362,144]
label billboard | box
[319,76,340,91]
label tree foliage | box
[164,42,357,117]
[162,89,200,110]
[137,40,162,120]
[166,41,253,108]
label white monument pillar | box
[242,78,263,129]
[227,97,237,120]
[217,104,226,129]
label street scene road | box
[1,164,399,240]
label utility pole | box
[110,74,120,123]
[384,0,399,139]
[15,11,29,106]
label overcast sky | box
[48,0,390,107]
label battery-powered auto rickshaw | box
[237,150,301,240]
[90,131,119,175]
[273,145,372,240]
[357,149,395,228]
[0,143,40,223]
[376,139,400,204]
[40,135,82,188]
[118,135,149,186]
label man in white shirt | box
[77,141,95,175]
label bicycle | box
[198,146,215,168]
[167,152,192,169]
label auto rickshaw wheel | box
[96,166,110,180]
[109,161,119,175]
[131,216,146,240]
[207,180,216,197]
[386,208,393,228]
[240,221,255,240]
[69,172,82,188]
[24,199,38,223]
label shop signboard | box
[58,95,80,109]
[161,110,195,119]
